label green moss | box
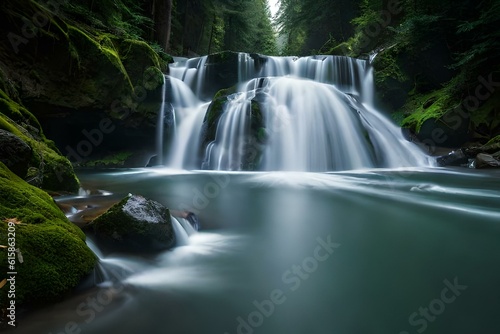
[0,162,96,307]
[67,26,133,89]
[400,90,451,132]
[0,90,43,138]
[0,90,80,192]
[328,42,353,56]
[83,195,174,252]
[143,67,164,91]
[486,135,500,145]
[470,91,500,129]
[81,151,133,167]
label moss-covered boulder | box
[200,87,267,170]
[0,89,79,192]
[198,52,266,100]
[0,162,96,309]
[0,129,31,177]
[83,195,175,253]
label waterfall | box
[159,53,432,171]
[171,217,190,246]
[156,76,167,165]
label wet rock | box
[436,149,467,167]
[0,129,31,177]
[83,194,175,253]
[463,143,500,157]
[0,162,96,306]
[437,143,500,167]
[475,152,500,169]
[171,210,200,231]
[199,87,267,170]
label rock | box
[463,143,500,157]
[0,90,80,192]
[475,152,500,169]
[0,129,31,177]
[171,210,200,231]
[0,162,96,307]
[436,149,467,167]
[417,110,471,148]
[83,195,175,253]
[196,52,267,100]
[199,87,267,170]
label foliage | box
[275,0,358,55]
[60,0,153,40]
[171,0,277,56]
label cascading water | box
[160,53,432,171]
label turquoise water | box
[13,167,500,334]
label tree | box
[152,0,173,52]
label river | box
[12,166,500,334]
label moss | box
[67,26,133,89]
[0,90,80,192]
[470,91,500,131]
[120,39,166,87]
[142,66,164,91]
[328,42,352,56]
[400,89,451,132]
[0,90,43,139]
[486,135,500,145]
[83,195,175,252]
[80,151,134,167]
[0,162,96,307]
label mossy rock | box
[200,86,238,150]
[83,195,175,253]
[198,51,242,100]
[0,162,96,308]
[200,87,267,170]
[0,129,32,177]
[0,90,79,192]
[120,39,166,87]
[79,151,134,168]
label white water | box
[171,217,190,246]
[160,53,432,171]
[155,77,167,165]
[20,169,500,334]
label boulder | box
[199,86,268,170]
[83,195,175,253]
[0,162,96,307]
[436,149,467,167]
[475,152,500,169]
[197,52,266,100]
[0,129,31,177]
[0,89,80,192]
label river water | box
[13,167,500,334]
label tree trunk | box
[153,0,173,52]
[207,13,217,54]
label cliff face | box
[0,0,170,167]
